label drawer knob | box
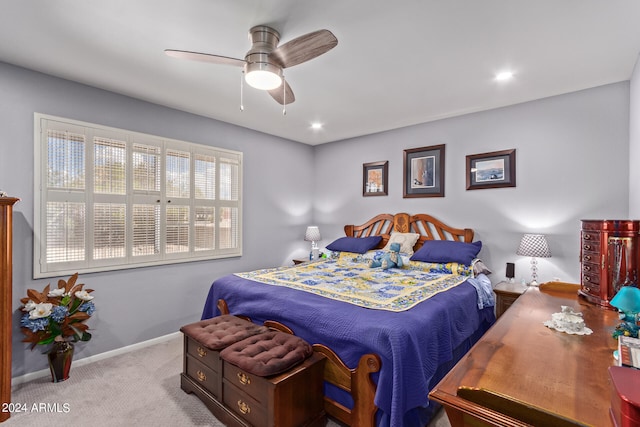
[196,370,206,382]
[237,372,251,385]
[584,265,591,271]
[584,286,591,293]
[237,400,251,415]
[583,244,591,251]
[585,276,591,282]
[584,255,591,261]
[584,234,591,240]
[197,347,207,358]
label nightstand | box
[493,281,528,318]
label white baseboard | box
[12,331,182,385]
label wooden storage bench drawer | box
[222,353,325,427]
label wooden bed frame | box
[219,212,475,427]
[345,212,474,248]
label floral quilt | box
[235,251,473,312]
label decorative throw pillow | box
[326,236,382,254]
[382,231,420,255]
[410,240,482,266]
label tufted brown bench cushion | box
[180,315,269,351]
[220,330,313,377]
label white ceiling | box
[2,0,640,145]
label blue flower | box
[79,301,95,316]
[20,313,49,332]
[51,305,68,322]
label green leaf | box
[81,332,92,342]
[70,298,83,312]
[38,336,56,346]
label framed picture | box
[363,161,388,196]
[466,149,516,190]
[403,144,445,198]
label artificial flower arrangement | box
[20,273,95,349]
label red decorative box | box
[609,366,640,427]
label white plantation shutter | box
[46,202,85,264]
[132,204,160,256]
[34,114,243,278]
[93,203,126,259]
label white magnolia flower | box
[22,300,37,312]
[29,303,53,319]
[75,290,94,301]
[48,288,66,297]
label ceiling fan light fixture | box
[244,62,282,90]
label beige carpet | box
[4,335,450,426]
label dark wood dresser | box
[181,335,326,427]
[580,220,640,308]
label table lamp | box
[516,234,551,286]
[610,286,640,339]
[304,226,321,260]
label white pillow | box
[383,231,420,255]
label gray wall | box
[0,62,314,376]
[629,54,640,216]
[314,82,630,286]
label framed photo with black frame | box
[403,144,445,198]
[363,161,388,196]
[466,149,516,190]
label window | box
[34,114,242,278]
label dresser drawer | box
[223,378,268,426]
[223,362,269,405]
[581,252,601,265]
[185,336,221,373]
[185,354,221,398]
[581,276,601,297]
[581,231,601,244]
[581,241,600,254]
[581,261,600,276]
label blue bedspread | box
[202,272,495,426]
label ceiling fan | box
[165,25,338,106]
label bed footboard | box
[312,343,381,427]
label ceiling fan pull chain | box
[240,70,244,112]
[282,75,286,116]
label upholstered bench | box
[180,316,326,427]
[180,315,269,401]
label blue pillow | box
[410,240,482,265]
[326,236,382,254]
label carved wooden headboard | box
[344,212,474,250]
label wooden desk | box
[429,284,619,427]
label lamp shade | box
[304,226,321,242]
[610,286,640,313]
[516,234,551,258]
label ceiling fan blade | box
[164,49,245,67]
[268,80,295,105]
[269,30,338,68]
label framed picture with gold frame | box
[363,161,388,196]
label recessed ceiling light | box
[495,71,514,81]
[311,122,323,130]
